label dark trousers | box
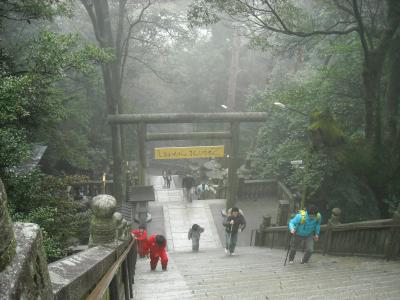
[192,238,200,251]
[225,231,238,254]
[289,235,314,263]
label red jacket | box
[131,229,147,241]
[146,234,167,257]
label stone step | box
[133,246,400,299]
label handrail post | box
[109,275,119,300]
[127,249,134,297]
[122,260,130,300]
[324,208,341,255]
[385,204,400,260]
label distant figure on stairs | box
[131,224,147,258]
[223,207,246,256]
[188,224,204,252]
[145,234,168,271]
[288,204,322,264]
[182,174,196,202]
[166,170,172,188]
[162,170,168,188]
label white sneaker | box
[224,248,228,254]
[289,260,294,264]
[230,252,236,256]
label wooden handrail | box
[86,239,136,300]
[263,222,399,233]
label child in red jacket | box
[131,225,147,258]
[145,234,168,271]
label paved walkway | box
[150,176,222,252]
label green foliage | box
[0,27,112,173]
[0,128,31,170]
[249,58,380,221]
[308,110,345,150]
[5,171,91,262]
[0,0,72,25]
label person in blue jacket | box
[288,204,321,264]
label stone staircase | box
[133,246,400,300]
[133,175,400,299]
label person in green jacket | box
[288,204,322,264]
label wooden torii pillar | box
[108,112,268,208]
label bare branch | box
[352,0,369,63]
[128,55,177,84]
[235,0,358,38]
[333,0,354,16]
[120,0,153,86]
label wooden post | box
[324,208,341,256]
[226,121,240,209]
[137,122,146,185]
[109,275,119,300]
[111,124,124,204]
[122,260,130,300]
[127,250,133,297]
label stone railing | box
[255,207,400,260]
[0,182,137,300]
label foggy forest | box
[1,0,400,265]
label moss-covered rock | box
[0,177,16,272]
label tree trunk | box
[91,0,124,203]
[226,33,240,112]
[384,35,400,148]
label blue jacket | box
[288,212,321,237]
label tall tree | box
[81,0,153,201]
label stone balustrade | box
[0,185,137,300]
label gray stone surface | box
[49,240,130,300]
[133,246,400,299]
[0,178,15,272]
[0,222,53,300]
[151,176,221,252]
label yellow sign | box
[154,145,225,160]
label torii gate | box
[108,112,268,208]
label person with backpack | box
[288,204,322,264]
[223,207,246,256]
[188,224,204,251]
[145,234,168,271]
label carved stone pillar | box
[89,194,117,247]
[328,207,342,226]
